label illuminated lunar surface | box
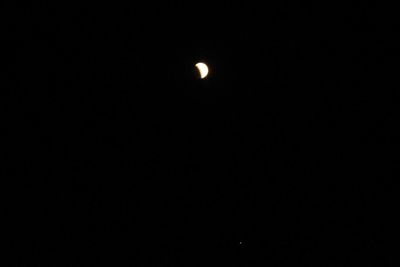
[195,62,209,79]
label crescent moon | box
[195,62,209,79]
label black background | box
[2,2,396,266]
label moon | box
[195,62,209,79]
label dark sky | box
[2,2,395,266]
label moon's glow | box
[195,62,209,79]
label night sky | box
[2,2,396,266]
